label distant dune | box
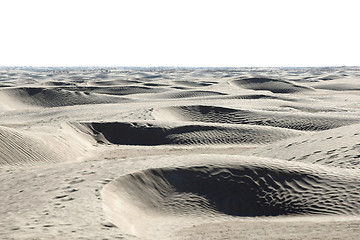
[1,67,360,239]
[232,77,314,93]
[0,87,130,109]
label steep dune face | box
[232,77,314,93]
[102,155,360,235]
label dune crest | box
[0,87,130,109]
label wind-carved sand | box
[1,67,360,239]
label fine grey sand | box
[1,67,360,239]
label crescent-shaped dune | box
[102,155,360,236]
[78,121,301,145]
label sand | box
[0,66,360,239]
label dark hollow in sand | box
[106,163,360,217]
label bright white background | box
[0,0,359,67]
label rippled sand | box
[1,67,360,239]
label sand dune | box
[145,90,227,99]
[0,126,59,166]
[1,67,360,239]
[63,86,168,96]
[0,123,94,167]
[0,87,129,108]
[232,77,314,93]
[90,79,144,86]
[174,80,218,87]
[153,105,359,131]
[102,155,360,237]
[313,82,360,91]
[249,123,360,169]
[213,93,298,101]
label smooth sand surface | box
[1,67,360,239]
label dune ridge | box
[0,87,130,108]
[63,86,167,96]
[143,90,227,99]
[153,105,359,131]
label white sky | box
[0,0,359,67]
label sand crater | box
[102,156,360,237]
[78,121,299,145]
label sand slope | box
[0,126,59,166]
[0,87,130,109]
[1,67,360,239]
[153,105,360,131]
[249,123,360,169]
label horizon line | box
[1,65,359,69]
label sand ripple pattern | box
[150,90,227,99]
[0,87,129,108]
[0,126,59,166]
[102,155,360,234]
[250,123,360,169]
[154,105,359,131]
[64,86,167,96]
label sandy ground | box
[1,67,360,239]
